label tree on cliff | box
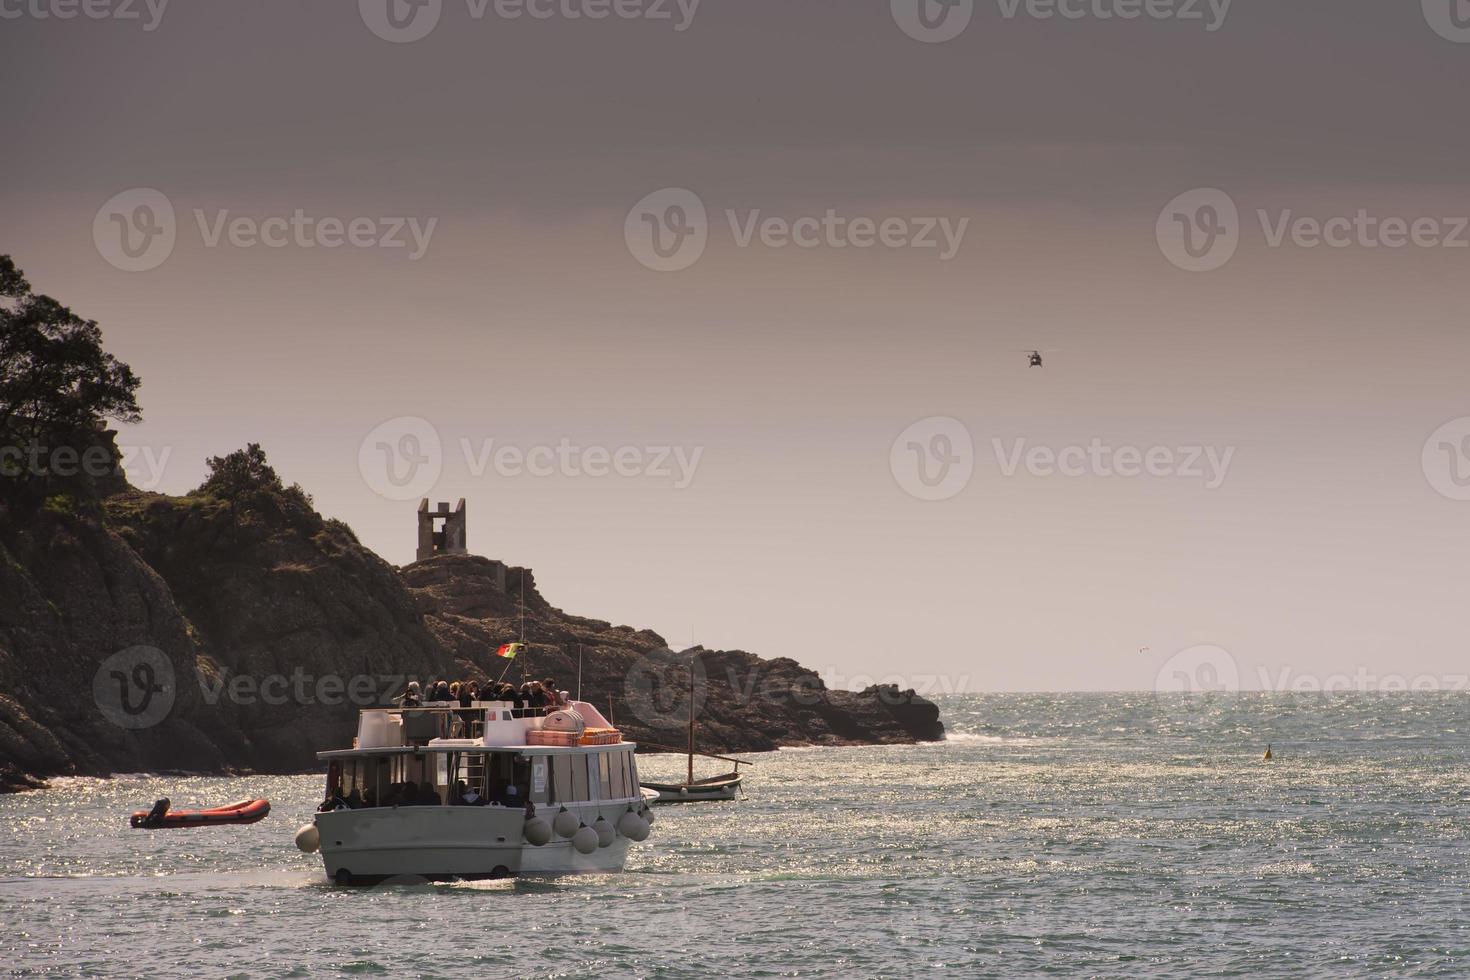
[0,255,141,501]
[196,443,312,513]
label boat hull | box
[640,778,740,803]
[315,804,634,882]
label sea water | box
[4,693,1470,977]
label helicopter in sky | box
[1020,349,1059,368]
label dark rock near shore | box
[0,475,942,791]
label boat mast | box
[687,654,695,786]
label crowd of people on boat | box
[395,677,569,716]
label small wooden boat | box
[637,652,751,804]
[640,771,742,802]
[129,797,271,829]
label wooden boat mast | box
[687,654,696,785]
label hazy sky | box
[4,1,1469,692]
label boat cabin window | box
[607,750,630,799]
[447,752,530,807]
[553,754,574,802]
[551,754,593,803]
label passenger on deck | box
[453,780,483,806]
[392,782,415,806]
[397,681,422,708]
[524,681,549,713]
[345,788,364,809]
[417,783,441,806]
[457,682,478,734]
[434,680,452,703]
[498,781,524,807]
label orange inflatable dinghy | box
[129,797,271,829]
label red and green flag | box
[496,642,524,660]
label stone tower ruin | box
[416,498,467,562]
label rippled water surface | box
[6,693,1470,977]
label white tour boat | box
[294,699,656,884]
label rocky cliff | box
[0,476,942,792]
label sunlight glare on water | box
[4,693,1470,977]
